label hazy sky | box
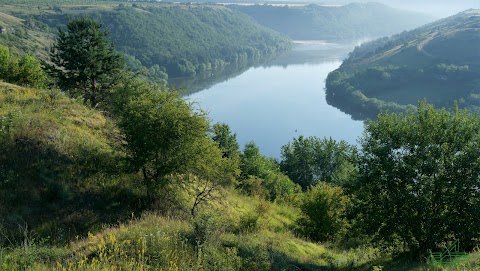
[329,0,480,17]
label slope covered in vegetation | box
[231,2,434,40]
[2,74,480,271]
[0,82,139,243]
[3,6,480,271]
[325,9,480,119]
[0,2,290,81]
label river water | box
[188,41,364,158]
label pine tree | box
[50,17,124,107]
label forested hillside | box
[231,2,434,40]
[325,9,480,120]
[0,2,290,82]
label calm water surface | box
[188,41,364,158]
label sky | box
[330,0,480,17]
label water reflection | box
[187,41,365,158]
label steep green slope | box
[0,3,290,80]
[0,82,143,243]
[325,9,480,120]
[231,2,434,40]
[0,185,380,271]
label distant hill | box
[313,0,479,17]
[325,9,480,120]
[231,2,434,40]
[0,3,290,80]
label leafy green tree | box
[188,138,240,216]
[0,46,15,82]
[15,54,47,88]
[240,141,299,202]
[50,17,124,107]
[354,102,480,254]
[280,136,357,190]
[0,45,46,88]
[297,183,350,242]
[211,122,240,160]
[113,79,207,198]
[112,79,238,205]
[240,141,273,180]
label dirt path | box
[417,31,438,57]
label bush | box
[297,183,350,242]
[238,211,260,233]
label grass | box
[0,185,383,271]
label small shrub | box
[192,211,228,245]
[238,211,259,233]
[297,183,350,242]
[237,243,271,271]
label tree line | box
[2,3,291,82]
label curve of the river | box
[188,41,365,158]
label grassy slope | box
[0,81,146,245]
[0,187,381,271]
[0,9,54,58]
[3,185,480,270]
[344,10,480,69]
[0,82,353,270]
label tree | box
[0,45,46,88]
[354,102,480,254]
[240,141,299,202]
[113,79,207,198]
[16,54,47,88]
[188,137,240,216]
[0,46,16,82]
[112,79,238,205]
[297,183,350,242]
[211,122,240,159]
[240,141,276,180]
[280,136,357,190]
[50,17,124,107]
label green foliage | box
[192,211,229,245]
[96,4,290,78]
[210,122,241,185]
[112,79,207,195]
[0,45,47,88]
[280,136,358,190]
[238,211,260,234]
[240,142,300,202]
[112,79,239,207]
[15,54,47,87]
[297,183,350,242]
[1,3,290,81]
[50,17,125,107]
[354,102,480,254]
[241,141,268,179]
[211,122,240,160]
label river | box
[187,40,365,158]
